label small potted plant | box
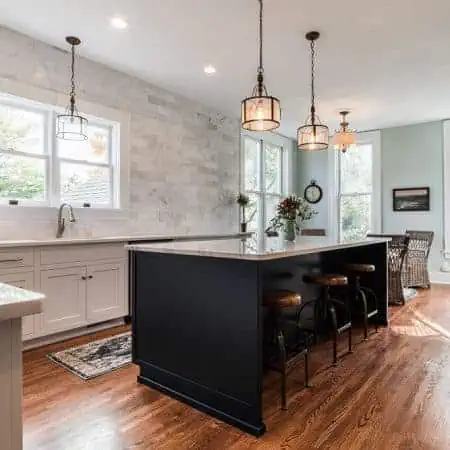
[266,194,317,242]
[237,193,250,232]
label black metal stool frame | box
[265,306,312,410]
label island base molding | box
[137,366,266,437]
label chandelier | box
[56,36,88,141]
[241,0,281,132]
[333,111,356,152]
[297,31,329,151]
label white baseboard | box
[430,271,450,285]
[23,318,126,351]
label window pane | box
[244,233,259,254]
[264,144,282,194]
[0,153,46,201]
[340,144,372,194]
[0,104,45,154]
[60,163,111,205]
[265,195,281,230]
[340,195,371,241]
[244,137,259,191]
[58,125,110,163]
[245,193,259,231]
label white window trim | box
[240,131,293,251]
[328,130,381,241]
[442,120,450,265]
[0,76,130,214]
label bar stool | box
[263,290,312,410]
[303,274,352,365]
[345,264,379,340]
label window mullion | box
[50,111,60,207]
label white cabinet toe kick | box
[0,244,128,345]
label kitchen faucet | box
[56,203,76,238]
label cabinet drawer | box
[0,248,34,270]
[40,243,126,266]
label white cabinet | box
[0,272,35,340]
[86,262,126,323]
[39,267,87,335]
[0,243,128,342]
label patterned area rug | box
[48,332,132,380]
[404,288,418,302]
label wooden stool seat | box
[308,274,348,287]
[264,290,302,308]
[346,264,376,273]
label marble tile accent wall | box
[0,26,240,239]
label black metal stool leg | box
[277,330,287,411]
[304,351,311,388]
[328,302,339,365]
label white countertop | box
[126,236,390,261]
[0,283,44,322]
[0,232,252,249]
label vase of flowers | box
[266,195,317,242]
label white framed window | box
[241,132,291,251]
[0,93,120,209]
[329,131,381,241]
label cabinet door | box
[0,272,35,341]
[39,267,87,335]
[86,262,126,323]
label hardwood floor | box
[23,286,450,449]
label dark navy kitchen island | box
[127,237,389,436]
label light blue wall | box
[381,122,444,270]
[296,151,330,229]
[297,120,445,271]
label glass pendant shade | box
[241,95,281,132]
[333,130,356,151]
[297,122,329,151]
[56,109,88,141]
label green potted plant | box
[266,195,317,242]
[237,193,250,232]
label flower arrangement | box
[266,194,317,240]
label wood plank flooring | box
[23,286,450,449]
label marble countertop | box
[0,283,44,322]
[126,236,390,261]
[0,232,252,249]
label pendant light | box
[333,111,356,152]
[56,36,88,141]
[241,0,281,132]
[297,31,329,151]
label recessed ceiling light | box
[204,65,217,75]
[110,16,128,30]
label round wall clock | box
[304,180,323,204]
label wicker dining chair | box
[367,234,410,305]
[403,230,434,289]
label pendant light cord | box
[70,43,76,115]
[258,0,263,74]
[256,0,265,95]
[310,39,316,117]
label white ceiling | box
[1,0,450,137]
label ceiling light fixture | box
[204,65,217,75]
[333,111,356,152]
[56,36,88,141]
[241,0,281,132]
[110,16,128,30]
[297,31,329,151]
